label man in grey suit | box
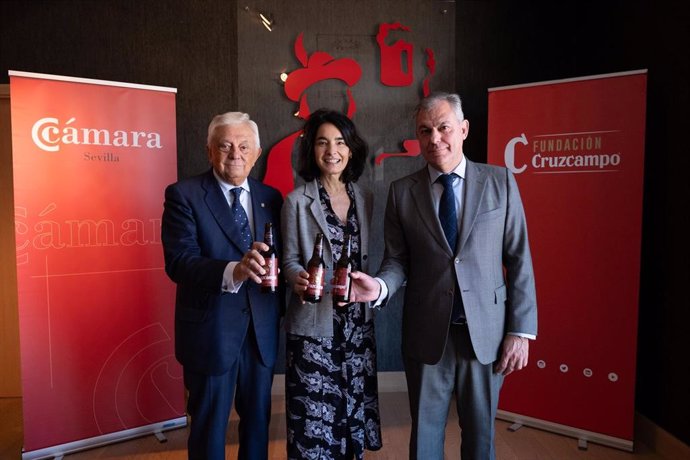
[350,92,537,459]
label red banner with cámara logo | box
[488,71,647,450]
[9,71,185,458]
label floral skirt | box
[286,302,382,460]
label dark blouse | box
[316,178,362,270]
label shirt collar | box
[213,170,250,195]
[427,155,467,183]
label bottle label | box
[261,258,278,287]
[306,266,324,295]
[332,268,351,296]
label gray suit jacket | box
[378,159,537,365]
[281,180,374,337]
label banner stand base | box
[497,409,633,452]
[507,421,523,432]
[21,416,187,460]
[153,430,168,443]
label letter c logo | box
[31,117,60,152]
[504,134,528,174]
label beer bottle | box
[303,233,325,303]
[260,222,278,293]
[332,233,353,305]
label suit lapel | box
[458,159,487,253]
[353,183,370,260]
[248,177,273,242]
[203,171,270,253]
[305,180,331,240]
[410,169,451,255]
[202,170,242,249]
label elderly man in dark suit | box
[350,92,537,459]
[162,112,284,460]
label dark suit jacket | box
[162,169,284,375]
[377,159,537,365]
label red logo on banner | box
[503,131,622,175]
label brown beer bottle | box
[303,233,325,303]
[260,222,278,293]
[332,233,353,305]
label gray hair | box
[415,91,465,122]
[207,112,261,148]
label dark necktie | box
[437,173,458,252]
[231,187,252,252]
[437,173,465,323]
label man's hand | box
[347,271,382,303]
[233,242,268,284]
[494,335,529,376]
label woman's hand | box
[293,270,309,304]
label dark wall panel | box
[0,0,239,178]
[455,0,689,445]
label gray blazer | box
[378,159,538,365]
[281,180,374,337]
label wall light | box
[259,12,274,31]
[243,6,275,32]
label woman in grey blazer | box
[281,109,381,459]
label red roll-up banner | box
[9,71,186,459]
[488,71,647,451]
